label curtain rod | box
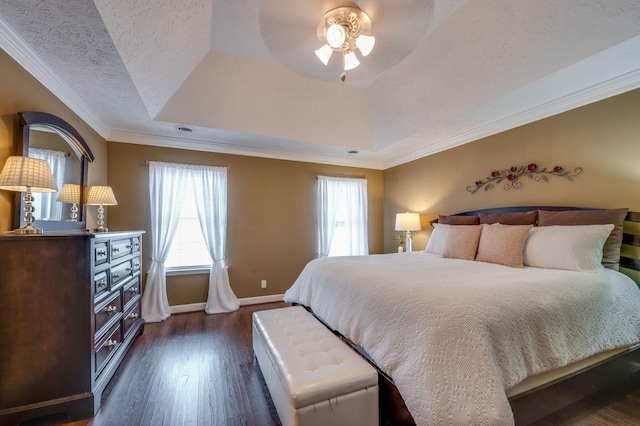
[316,174,367,180]
[144,160,229,169]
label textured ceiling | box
[0,0,639,169]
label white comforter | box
[283,253,640,425]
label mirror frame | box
[14,111,95,231]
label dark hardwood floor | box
[56,302,639,426]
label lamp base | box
[14,224,43,234]
[93,225,109,233]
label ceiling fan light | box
[356,35,375,56]
[315,44,333,65]
[326,23,346,48]
[343,51,360,71]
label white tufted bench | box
[252,306,378,426]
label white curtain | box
[142,161,189,322]
[29,148,66,221]
[192,165,239,314]
[142,161,239,322]
[317,176,368,257]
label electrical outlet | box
[261,279,267,289]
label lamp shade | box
[314,44,333,65]
[87,185,118,206]
[343,51,360,70]
[56,183,81,203]
[0,156,58,192]
[395,212,421,231]
[356,35,375,56]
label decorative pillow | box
[478,210,538,225]
[476,224,533,268]
[441,225,483,260]
[438,215,480,225]
[537,208,628,270]
[425,223,451,255]
[523,224,614,272]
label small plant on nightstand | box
[393,233,405,252]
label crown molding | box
[0,16,111,139]
[109,129,385,170]
[383,68,640,169]
[4,11,639,171]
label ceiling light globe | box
[356,35,375,56]
[314,44,333,65]
[326,24,346,48]
[343,51,360,70]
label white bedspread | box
[283,253,640,425]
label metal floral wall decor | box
[467,163,583,194]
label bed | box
[282,207,640,425]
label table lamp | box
[56,183,81,221]
[395,212,421,252]
[87,185,118,232]
[0,155,58,234]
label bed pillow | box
[523,224,614,272]
[476,223,533,268]
[478,210,538,225]
[425,223,451,255]
[438,214,480,225]
[441,225,482,260]
[537,208,628,270]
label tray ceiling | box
[1,0,639,169]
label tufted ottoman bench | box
[252,306,378,426]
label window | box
[29,148,66,221]
[318,176,368,257]
[144,161,237,321]
[165,181,212,269]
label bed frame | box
[309,206,640,425]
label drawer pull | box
[126,244,132,249]
[128,312,139,320]
[97,280,108,289]
[126,267,133,272]
[112,247,120,253]
[128,287,139,293]
[104,339,118,349]
[134,262,141,269]
[97,249,106,256]
[112,273,120,280]
[105,305,118,315]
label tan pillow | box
[537,208,628,270]
[438,215,480,225]
[441,225,482,260]
[478,210,538,225]
[476,224,533,268]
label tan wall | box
[384,88,640,253]
[106,142,384,303]
[0,50,107,232]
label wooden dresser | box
[0,230,145,424]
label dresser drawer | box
[123,275,141,308]
[94,240,109,266]
[111,237,133,260]
[123,298,141,337]
[132,235,142,254]
[95,291,122,338]
[132,255,142,275]
[94,271,109,299]
[95,322,122,376]
[111,259,133,289]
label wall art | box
[467,164,583,193]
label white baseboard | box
[239,294,285,306]
[169,294,285,315]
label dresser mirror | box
[15,111,95,231]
